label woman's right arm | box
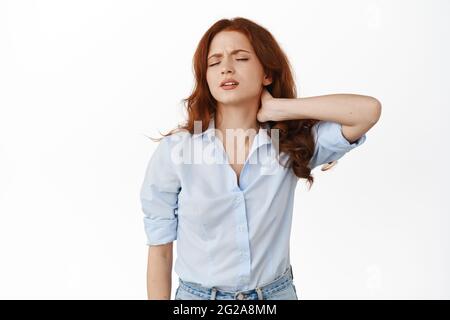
[141,137,180,299]
[147,242,173,300]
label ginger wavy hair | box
[150,17,320,189]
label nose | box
[221,58,234,74]
[221,68,234,75]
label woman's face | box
[206,30,272,107]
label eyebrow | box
[207,49,251,60]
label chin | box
[216,94,254,105]
[219,99,246,106]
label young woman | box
[141,17,381,300]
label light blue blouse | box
[140,116,366,291]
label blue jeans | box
[174,265,299,300]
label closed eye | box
[208,58,249,67]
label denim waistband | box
[178,265,294,300]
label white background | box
[0,0,449,299]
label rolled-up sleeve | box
[140,136,181,246]
[308,121,367,170]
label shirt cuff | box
[143,217,178,246]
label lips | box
[220,79,240,87]
[221,83,238,90]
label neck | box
[214,102,261,137]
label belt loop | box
[210,287,217,300]
[290,265,294,280]
[256,287,264,300]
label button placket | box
[233,195,242,207]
